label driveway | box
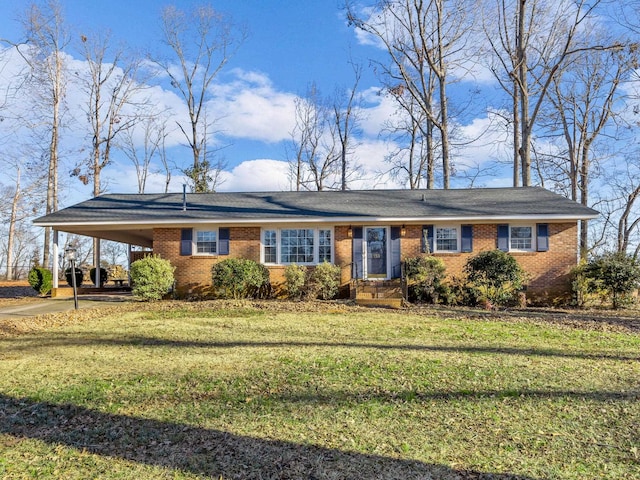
[0,296,129,321]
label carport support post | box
[52,230,59,289]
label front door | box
[364,227,388,279]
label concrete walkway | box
[0,297,129,321]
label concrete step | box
[355,297,403,309]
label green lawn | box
[1,302,639,479]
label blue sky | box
[0,0,511,204]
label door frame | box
[363,226,390,280]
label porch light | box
[65,246,76,262]
[347,226,353,238]
[400,225,406,237]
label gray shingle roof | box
[35,187,598,226]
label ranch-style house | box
[34,186,598,303]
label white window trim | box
[508,224,536,252]
[434,225,461,253]
[193,227,219,256]
[261,227,334,265]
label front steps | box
[353,280,404,309]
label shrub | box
[284,263,307,299]
[570,261,590,308]
[129,255,175,301]
[28,267,53,296]
[90,267,108,286]
[464,250,526,307]
[583,252,640,309]
[65,267,84,287]
[307,261,341,300]
[211,258,271,299]
[404,255,446,303]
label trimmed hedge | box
[130,255,175,301]
[28,267,53,296]
[90,267,108,286]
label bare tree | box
[482,0,615,186]
[75,32,144,198]
[347,0,472,189]
[334,61,363,190]
[383,87,436,189]
[152,4,244,192]
[541,38,637,257]
[18,0,70,268]
[289,84,340,191]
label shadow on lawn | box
[0,394,536,480]
[3,335,639,362]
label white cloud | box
[219,158,292,192]
[210,69,298,143]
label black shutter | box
[537,224,549,252]
[352,227,363,279]
[180,228,193,256]
[390,226,401,279]
[219,228,230,255]
[497,224,509,252]
[422,225,434,253]
[461,224,473,253]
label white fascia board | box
[34,213,598,229]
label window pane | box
[264,230,277,263]
[510,226,532,250]
[196,230,217,254]
[436,227,458,251]
[280,229,314,263]
[319,229,332,263]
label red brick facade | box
[153,222,578,302]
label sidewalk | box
[0,297,128,321]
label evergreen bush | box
[307,261,340,300]
[129,255,175,301]
[284,263,307,299]
[464,249,526,307]
[65,267,84,287]
[583,252,640,309]
[404,255,446,303]
[90,267,108,286]
[211,258,271,299]
[28,267,53,296]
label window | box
[262,227,333,265]
[281,229,314,263]
[195,230,217,254]
[436,226,458,252]
[319,229,332,263]
[263,230,277,263]
[510,226,533,251]
[423,225,471,253]
[498,224,538,252]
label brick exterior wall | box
[401,223,578,302]
[153,222,579,302]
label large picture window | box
[262,228,333,265]
[281,229,315,263]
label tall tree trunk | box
[6,167,20,280]
[512,83,520,187]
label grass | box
[0,301,639,479]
